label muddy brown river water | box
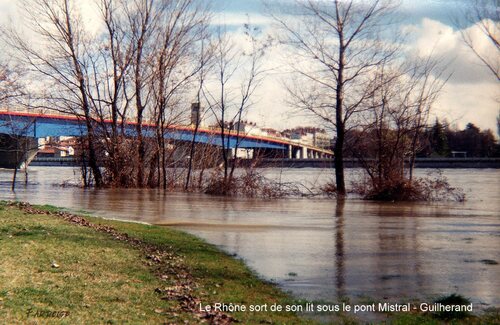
[0,167,498,312]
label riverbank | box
[0,201,498,324]
[0,202,314,324]
[28,157,500,168]
[254,158,500,169]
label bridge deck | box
[0,111,333,155]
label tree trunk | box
[185,115,200,190]
[136,117,144,187]
[335,33,346,197]
[11,149,19,191]
[334,122,346,197]
[147,149,158,188]
[85,126,103,187]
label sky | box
[208,0,499,134]
[0,0,498,134]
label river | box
[0,167,498,312]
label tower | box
[190,103,202,126]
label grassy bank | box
[0,201,498,324]
[0,201,313,324]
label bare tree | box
[126,0,157,187]
[86,0,136,186]
[0,64,25,104]
[349,56,447,199]
[0,63,33,191]
[94,0,209,188]
[227,25,269,182]
[2,0,104,186]
[3,0,211,189]
[185,47,210,190]
[148,0,210,189]
[456,0,499,80]
[270,0,400,197]
[202,25,268,193]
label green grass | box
[0,202,313,324]
[84,211,315,324]
[0,204,171,324]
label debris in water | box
[480,259,498,265]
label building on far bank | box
[207,120,333,151]
[36,136,77,158]
[283,127,331,149]
[211,120,268,137]
[260,128,282,138]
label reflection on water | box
[0,167,499,308]
[335,200,346,299]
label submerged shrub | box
[203,170,236,196]
[353,171,465,202]
[432,294,472,320]
[365,179,424,201]
[320,181,337,197]
[204,168,299,198]
[417,172,466,202]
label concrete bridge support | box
[0,133,38,169]
[301,147,308,159]
[289,146,300,159]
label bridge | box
[0,111,333,164]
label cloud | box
[212,12,273,27]
[407,18,498,84]
[0,0,15,27]
[239,17,500,133]
[406,18,499,132]
[1,1,497,134]
[434,82,499,131]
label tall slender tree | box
[202,25,267,193]
[3,0,104,186]
[270,0,400,197]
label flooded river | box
[0,167,498,310]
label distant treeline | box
[345,119,500,159]
[421,120,499,158]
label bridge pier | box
[300,147,306,159]
[0,133,38,169]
